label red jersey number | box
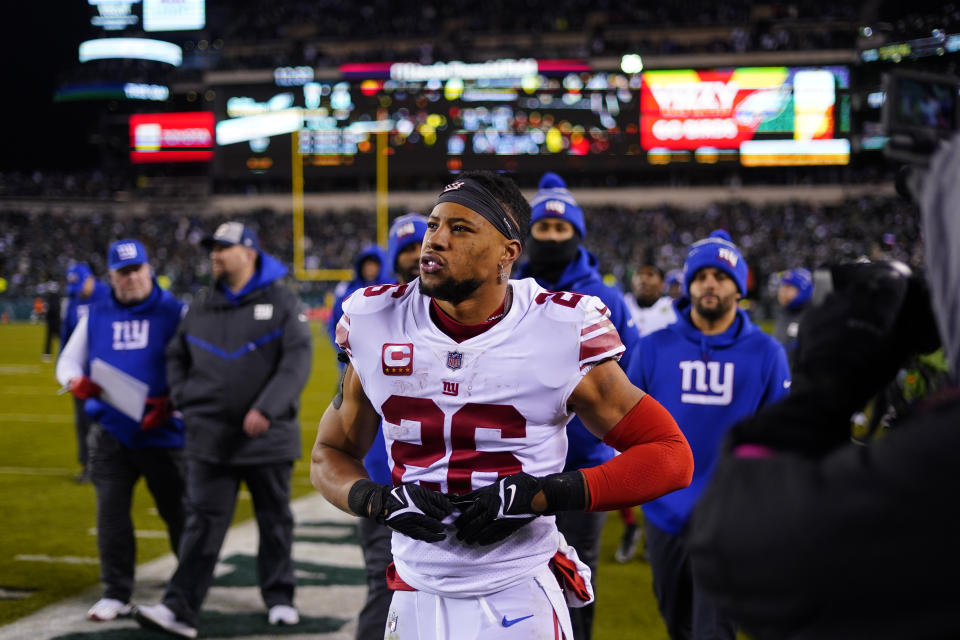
[381,395,527,494]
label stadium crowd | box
[210,0,858,71]
[0,195,921,315]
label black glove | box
[348,480,454,543]
[452,471,586,545]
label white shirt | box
[624,294,677,337]
[56,315,89,386]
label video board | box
[129,112,215,163]
[211,60,852,178]
[213,59,644,179]
[640,67,851,166]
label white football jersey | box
[337,277,624,597]
[624,294,677,337]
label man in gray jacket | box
[135,222,312,638]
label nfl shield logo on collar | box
[446,351,463,371]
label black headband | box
[434,178,524,248]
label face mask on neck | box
[527,236,579,266]
[525,237,580,284]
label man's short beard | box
[419,275,484,305]
[397,266,419,286]
[693,296,735,321]
[637,292,660,308]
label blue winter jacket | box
[517,246,641,470]
[326,245,389,350]
[84,282,186,449]
[61,280,111,349]
[629,298,790,535]
[327,245,393,484]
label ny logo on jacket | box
[112,320,150,351]
[678,360,734,406]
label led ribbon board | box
[79,38,183,66]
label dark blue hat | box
[107,240,149,270]
[386,213,427,276]
[529,172,586,238]
[66,262,92,295]
[683,230,748,296]
[202,221,260,251]
[780,267,813,310]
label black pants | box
[75,397,93,469]
[88,424,186,603]
[556,510,608,640]
[645,520,736,640]
[43,321,58,356]
[163,459,296,626]
[356,518,393,640]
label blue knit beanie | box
[683,230,748,296]
[780,267,813,310]
[529,172,586,238]
[386,213,428,277]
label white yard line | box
[0,387,62,395]
[0,467,73,476]
[0,415,73,424]
[14,555,100,566]
[86,528,170,539]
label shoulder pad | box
[533,287,609,324]
[342,282,413,316]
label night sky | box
[1,4,100,171]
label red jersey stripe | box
[579,332,624,363]
[580,319,615,337]
[335,315,351,354]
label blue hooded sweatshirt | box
[324,245,393,484]
[629,298,790,535]
[327,245,389,349]
[220,250,289,303]
[61,280,111,349]
[84,280,187,449]
[518,246,641,469]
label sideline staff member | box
[60,261,111,482]
[516,171,641,640]
[353,213,428,640]
[628,231,790,640]
[57,239,186,623]
[136,222,312,638]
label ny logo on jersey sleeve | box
[112,320,150,351]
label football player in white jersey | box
[311,171,693,640]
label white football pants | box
[383,565,572,640]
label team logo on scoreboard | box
[382,343,413,376]
[446,351,463,371]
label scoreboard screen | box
[129,112,215,163]
[213,61,644,179]
[640,66,851,166]
[210,60,852,178]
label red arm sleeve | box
[580,394,693,512]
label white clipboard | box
[90,358,150,422]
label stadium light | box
[621,54,644,75]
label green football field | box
[0,322,669,639]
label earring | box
[497,264,504,283]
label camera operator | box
[686,134,960,639]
